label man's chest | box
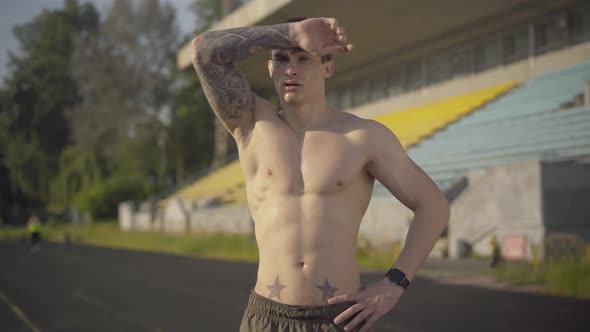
[240,126,370,194]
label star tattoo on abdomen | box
[316,277,339,302]
[266,276,287,300]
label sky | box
[0,0,196,83]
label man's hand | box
[327,278,404,331]
[291,18,353,56]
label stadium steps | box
[159,161,247,207]
[161,82,519,206]
[371,61,590,198]
[371,81,519,149]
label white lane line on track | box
[0,290,41,332]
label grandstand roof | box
[177,0,577,91]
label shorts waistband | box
[246,288,356,322]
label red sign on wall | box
[503,235,527,259]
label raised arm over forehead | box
[191,18,352,143]
[191,24,294,143]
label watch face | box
[387,269,409,289]
[388,268,406,282]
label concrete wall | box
[189,205,253,234]
[118,201,134,231]
[448,160,545,260]
[134,212,153,231]
[120,196,414,247]
[359,198,413,248]
[157,198,252,234]
[119,198,254,235]
[119,158,590,261]
[161,198,192,233]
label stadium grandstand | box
[120,0,590,262]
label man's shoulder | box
[337,112,380,148]
[340,113,403,153]
[339,112,386,136]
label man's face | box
[268,47,334,105]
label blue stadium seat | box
[373,61,590,198]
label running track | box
[1,241,588,331]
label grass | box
[6,222,588,298]
[0,222,399,270]
[491,245,590,299]
[16,222,260,262]
[356,236,402,270]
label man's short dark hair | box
[280,17,333,63]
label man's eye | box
[275,57,287,61]
[300,58,310,62]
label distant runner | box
[27,214,42,252]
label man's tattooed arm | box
[191,24,296,138]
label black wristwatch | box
[384,268,410,290]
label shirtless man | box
[191,17,450,332]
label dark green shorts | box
[239,289,367,332]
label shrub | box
[73,175,153,219]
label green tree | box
[190,0,222,34]
[62,0,181,218]
[0,0,99,223]
[157,0,226,186]
[166,69,214,184]
[48,144,104,213]
[68,0,178,159]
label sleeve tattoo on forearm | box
[193,25,293,121]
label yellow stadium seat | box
[371,81,518,148]
[160,81,518,207]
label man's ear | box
[324,60,334,79]
[267,59,274,78]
